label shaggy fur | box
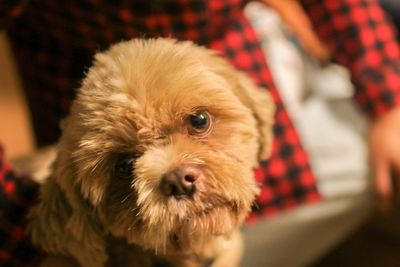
[29,38,275,267]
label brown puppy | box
[29,38,275,267]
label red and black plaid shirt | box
[0,147,43,267]
[1,0,400,266]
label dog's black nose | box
[160,165,200,197]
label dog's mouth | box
[122,196,245,255]
[168,191,241,216]
[169,233,180,247]
[167,201,241,249]
[194,200,239,217]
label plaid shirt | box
[0,147,43,267]
[1,0,400,266]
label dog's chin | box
[121,197,246,255]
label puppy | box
[29,38,275,267]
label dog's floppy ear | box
[201,46,275,162]
[29,179,73,255]
[229,72,275,162]
[29,157,108,267]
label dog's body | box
[29,38,274,267]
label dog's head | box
[31,38,274,264]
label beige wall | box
[0,32,35,159]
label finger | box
[267,0,330,62]
[392,168,400,207]
[373,157,393,211]
[388,154,400,207]
[291,25,331,63]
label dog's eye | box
[187,111,212,136]
[114,155,136,180]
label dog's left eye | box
[114,155,136,180]
[187,111,212,136]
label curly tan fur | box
[29,38,274,267]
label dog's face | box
[52,39,274,256]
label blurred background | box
[0,32,34,159]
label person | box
[268,0,400,209]
[1,0,400,266]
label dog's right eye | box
[114,155,136,180]
[187,110,213,137]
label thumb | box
[373,156,393,210]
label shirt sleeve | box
[301,0,400,119]
[0,0,30,29]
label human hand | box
[369,107,400,210]
[262,0,331,63]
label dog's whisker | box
[135,208,143,216]
[127,220,137,231]
[121,194,130,203]
[130,206,138,212]
[252,202,260,210]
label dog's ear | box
[201,47,275,162]
[29,179,73,255]
[229,72,275,162]
[29,160,108,267]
